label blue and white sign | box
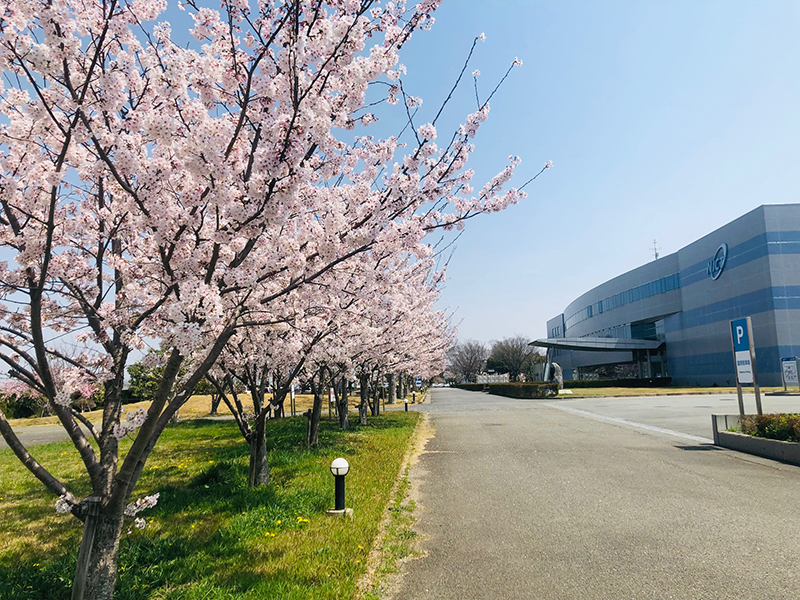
[415,376,422,387]
[731,318,753,384]
[707,243,728,280]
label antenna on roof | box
[652,239,660,261]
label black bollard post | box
[335,475,345,510]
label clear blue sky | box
[395,0,800,344]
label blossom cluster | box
[112,408,148,440]
[55,495,73,514]
[124,493,160,517]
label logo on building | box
[707,243,728,280]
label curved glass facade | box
[564,274,681,331]
[545,204,800,386]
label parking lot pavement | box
[393,388,800,600]
[547,392,800,439]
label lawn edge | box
[356,408,433,600]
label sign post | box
[730,317,762,417]
[781,357,800,392]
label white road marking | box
[545,402,714,444]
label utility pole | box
[652,239,660,261]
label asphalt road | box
[0,422,102,450]
[392,388,800,600]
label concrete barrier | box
[712,414,800,466]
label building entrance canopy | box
[530,337,664,352]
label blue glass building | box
[539,204,800,386]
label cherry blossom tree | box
[0,0,538,596]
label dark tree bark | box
[210,391,222,415]
[370,373,380,416]
[388,373,397,404]
[358,374,369,426]
[307,370,326,447]
[77,509,125,600]
[245,371,271,486]
[337,376,349,430]
[248,409,270,486]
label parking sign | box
[729,316,762,417]
[730,318,753,384]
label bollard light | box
[404,397,408,412]
[330,458,349,511]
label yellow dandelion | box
[271,533,276,537]
[33,563,39,567]
[358,546,363,550]
[191,524,195,529]
[276,520,281,525]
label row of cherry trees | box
[207,249,451,487]
[0,0,542,597]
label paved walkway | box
[0,423,102,450]
[392,388,800,600]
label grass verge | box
[0,411,421,599]
[361,463,419,600]
[360,410,431,600]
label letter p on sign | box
[731,318,750,353]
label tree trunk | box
[337,378,349,430]
[248,410,270,487]
[388,373,396,404]
[72,508,124,600]
[371,376,380,416]
[358,375,369,426]
[307,383,324,448]
[210,392,221,416]
[274,389,287,419]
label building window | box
[563,273,681,333]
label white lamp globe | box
[330,457,350,477]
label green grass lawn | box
[0,412,421,599]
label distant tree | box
[522,348,546,382]
[128,351,214,404]
[448,340,489,383]
[487,336,540,382]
